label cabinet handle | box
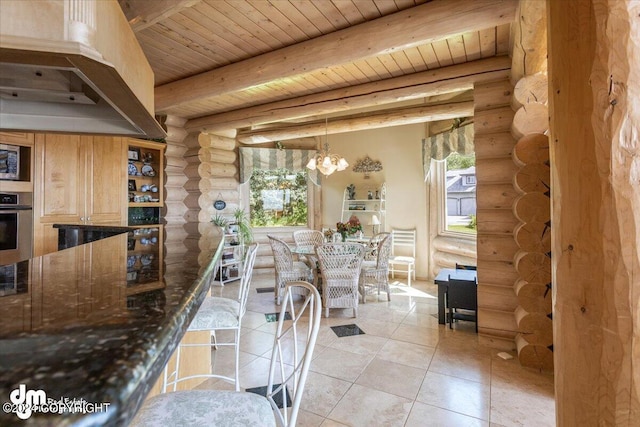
[86,217,91,222]
[80,217,85,221]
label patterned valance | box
[239,147,320,185]
[422,123,474,179]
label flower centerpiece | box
[336,216,363,242]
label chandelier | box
[306,118,348,176]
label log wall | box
[548,0,640,423]
[474,80,519,350]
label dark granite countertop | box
[0,223,224,426]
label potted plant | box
[211,213,229,232]
[232,208,253,245]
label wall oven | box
[0,192,33,265]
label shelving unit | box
[126,225,164,295]
[341,182,386,234]
[127,139,165,225]
[216,231,245,285]
[126,139,166,295]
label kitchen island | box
[0,223,223,426]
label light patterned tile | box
[327,383,412,427]
[416,371,490,420]
[328,333,388,356]
[489,358,555,426]
[406,401,489,427]
[301,371,352,417]
[355,357,426,399]
[391,324,441,347]
[428,346,492,384]
[377,339,435,369]
[310,347,374,382]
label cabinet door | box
[34,133,85,222]
[86,136,127,224]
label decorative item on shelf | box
[367,190,373,200]
[141,164,155,177]
[128,180,137,191]
[128,163,139,176]
[336,216,362,242]
[347,184,356,200]
[375,190,379,199]
[142,151,153,164]
[128,147,140,161]
[368,215,381,235]
[352,155,383,179]
[306,117,348,176]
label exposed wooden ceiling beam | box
[185,56,510,133]
[117,0,201,32]
[155,0,518,112]
[236,101,474,144]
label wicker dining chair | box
[316,243,365,317]
[268,235,313,304]
[359,233,393,303]
[293,229,325,265]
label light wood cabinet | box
[33,134,127,256]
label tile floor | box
[202,272,555,427]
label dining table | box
[433,268,478,324]
[291,246,320,288]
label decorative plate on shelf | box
[141,254,154,266]
[128,163,139,176]
[127,255,137,268]
[141,164,156,177]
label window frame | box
[240,171,320,230]
[433,159,477,240]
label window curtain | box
[239,147,320,185]
[422,123,474,180]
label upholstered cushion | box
[293,261,311,271]
[130,390,275,427]
[187,297,239,331]
[390,256,415,264]
[361,260,377,271]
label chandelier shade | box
[306,118,348,176]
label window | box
[248,168,308,227]
[445,153,476,235]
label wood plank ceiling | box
[118,0,516,140]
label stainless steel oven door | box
[0,207,32,265]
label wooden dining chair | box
[388,228,416,286]
[131,281,322,427]
[455,263,477,271]
[447,276,478,332]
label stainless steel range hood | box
[0,0,165,139]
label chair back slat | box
[293,230,324,251]
[391,229,416,257]
[238,243,259,319]
[267,281,321,427]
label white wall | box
[319,123,429,279]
